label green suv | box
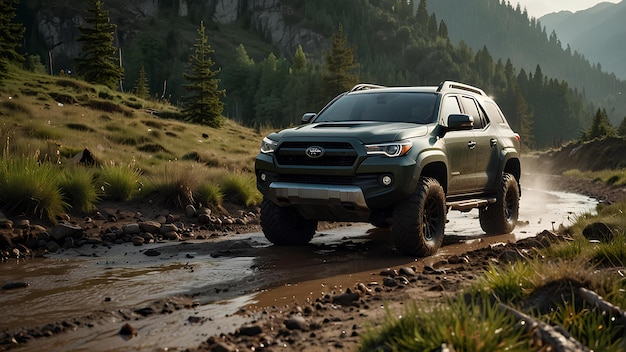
[255,81,521,256]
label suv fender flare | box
[414,149,448,191]
[499,147,521,178]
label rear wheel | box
[479,173,519,235]
[260,198,317,245]
[392,177,446,257]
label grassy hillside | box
[0,64,265,220]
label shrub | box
[0,157,68,221]
[195,182,223,206]
[220,172,261,207]
[58,167,100,213]
[145,165,199,209]
[97,162,142,201]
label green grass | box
[0,65,260,222]
[362,201,626,351]
[360,293,531,351]
[58,166,100,213]
[563,169,626,187]
[0,157,68,221]
[220,172,262,207]
[195,182,223,207]
[97,162,143,202]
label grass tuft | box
[97,161,142,201]
[0,157,68,221]
[220,172,262,207]
[195,182,223,207]
[58,166,100,213]
[360,292,530,351]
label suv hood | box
[273,121,430,144]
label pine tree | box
[0,0,25,79]
[75,0,124,89]
[182,21,226,128]
[582,108,616,141]
[322,23,358,102]
[134,65,149,99]
[293,45,307,72]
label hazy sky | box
[514,0,621,17]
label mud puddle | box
[0,185,598,351]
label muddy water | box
[0,183,598,351]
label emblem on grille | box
[305,146,325,158]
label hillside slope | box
[539,1,626,80]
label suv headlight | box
[365,140,412,157]
[260,137,278,154]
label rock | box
[51,222,82,241]
[46,241,60,253]
[0,219,13,229]
[382,277,398,287]
[139,221,161,234]
[238,324,263,336]
[119,323,137,337]
[498,249,525,263]
[62,237,75,249]
[14,219,30,229]
[198,214,211,225]
[399,267,416,277]
[332,290,360,306]
[198,207,211,216]
[583,222,613,243]
[185,204,197,218]
[160,223,179,234]
[284,315,308,330]
[132,236,144,246]
[143,248,161,256]
[2,281,30,290]
[122,223,140,235]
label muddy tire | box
[392,177,446,257]
[479,173,519,235]
[260,198,317,245]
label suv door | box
[459,96,499,190]
[441,95,476,195]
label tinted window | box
[315,92,437,124]
[461,96,486,129]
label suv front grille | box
[276,142,357,167]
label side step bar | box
[447,198,496,212]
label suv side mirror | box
[301,113,316,124]
[447,114,474,130]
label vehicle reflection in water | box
[0,185,597,351]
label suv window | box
[460,96,488,129]
[315,92,437,124]
[483,101,506,124]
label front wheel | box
[392,177,447,257]
[260,198,317,245]
[479,173,520,235]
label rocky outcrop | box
[30,0,322,73]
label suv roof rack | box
[350,83,386,92]
[437,81,486,96]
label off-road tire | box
[479,173,519,235]
[260,198,317,245]
[392,177,446,257]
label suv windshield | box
[314,92,437,124]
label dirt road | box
[0,172,610,351]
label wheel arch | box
[417,151,448,193]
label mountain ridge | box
[539,1,626,80]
